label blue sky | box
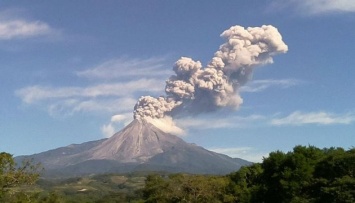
[1,1,355,162]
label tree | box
[142,173,232,203]
[141,146,355,203]
[312,148,355,203]
[257,146,326,203]
[0,152,42,201]
[142,174,168,202]
[228,164,263,202]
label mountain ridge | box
[16,119,252,177]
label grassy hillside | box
[34,173,148,202]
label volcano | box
[17,119,251,177]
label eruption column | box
[134,25,288,120]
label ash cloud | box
[134,25,288,121]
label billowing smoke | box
[134,25,288,121]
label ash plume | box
[134,25,288,121]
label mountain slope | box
[87,119,186,162]
[16,119,251,177]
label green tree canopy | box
[142,173,232,203]
[0,152,42,201]
[227,146,355,203]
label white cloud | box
[241,79,301,93]
[101,113,133,137]
[109,113,133,127]
[15,54,178,127]
[0,19,55,40]
[209,147,268,162]
[270,0,355,15]
[271,111,355,126]
[175,110,355,132]
[16,56,172,122]
[301,0,355,14]
[101,123,116,138]
[176,115,265,130]
[16,78,164,104]
[47,98,136,117]
[76,57,172,80]
[111,114,129,123]
[145,116,185,136]
[72,97,136,114]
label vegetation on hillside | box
[0,152,42,202]
[142,146,354,202]
[227,146,355,203]
[1,145,354,202]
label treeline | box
[1,146,354,202]
[142,146,355,203]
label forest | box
[1,145,354,203]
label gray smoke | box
[134,25,288,120]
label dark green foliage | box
[141,146,355,203]
[2,146,354,202]
[258,146,325,202]
[226,146,355,203]
[312,148,355,203]
[142,173,232,203]
[228,164,263,202]
[0,152,42,202]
